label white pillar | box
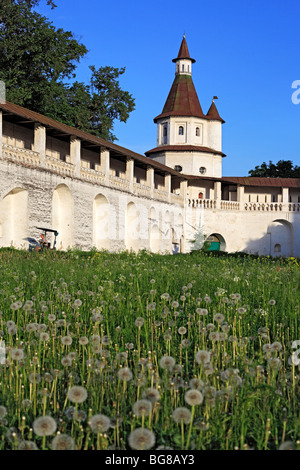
[70,136,81,177]
[282,187,289,211]
[165,173,171,202]
[100,148,110,185]
[180,179,187,199]
[214,181,221,209]
[126,157,134,192]
[33,123,46,166]
[237,185,244,208]
[146,166,154,197]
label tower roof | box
[154,74,205,122]
[206,99,225,123]
[172,35,196,63]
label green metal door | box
[208,241,220,251]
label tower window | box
[162,125,168,144]
[199,167,206,175]
[195,127,200,137]
[182,64,184,72]
[178,126,184,135]
[174,165,182,172]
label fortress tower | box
[145,35,225,178]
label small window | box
[182,64,184,72]
[274,244,281,253]
[174,165,182,172]
[163,126,167,137]
[195,127,200,137]
[115,170,120,178]
[198,192,204,199]
[178,126,184,135]
[199,167,206,175]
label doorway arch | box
[206,233,226,251]
[267,219,293,257]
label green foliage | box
[0,1,135,141]
[248,159,300,178]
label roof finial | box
[213,96,218,103]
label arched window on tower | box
[182,64,184,72]
[178,126,184,135]
[195,127,200,137]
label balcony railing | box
[2,143,40,166]
[45,155,75,177]
[244,202,282,211]
[188,199,217,209]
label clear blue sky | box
[36,0,300,176]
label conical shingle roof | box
[206,99,225,123]
[172,35,196,63]
[154,74,205,122]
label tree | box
[0,1,135,141]
[248,160,300,178]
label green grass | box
[0,248,299,450]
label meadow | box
[0,248,299,451]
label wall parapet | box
[187,198,300,212]
[2,143,40,166]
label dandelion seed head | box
[132,399,152,417]
[159,356,175,371]
[214,313,225,323]
[61,336,73,346]
[195,350,211,365]
[178,326,187,335]
[0,406,7,418]
[135,317,144,327]
[142,387,160,403]
[89,414,110,433]
[18,440,38,450]
[117,367,133,382]
[10,348,24,361]
[172,407,192,424]
[51,434,75,450]
[128,428,155,450]
[184,389,204,406]
[33,415,57,436]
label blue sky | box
[36,0,300,176]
